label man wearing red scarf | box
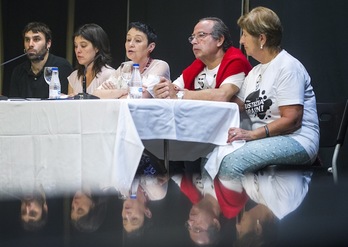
[154,17,251,102]
[171,172,248,245]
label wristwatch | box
[176,91,185,100]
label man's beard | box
[28,47,48,62]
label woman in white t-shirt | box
[218,7,319,179]
[234,170,311,245]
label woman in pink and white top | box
[95,22,170,99]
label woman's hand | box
[227,105,304,143]
[142,85,153,98]
[99,81,117,90]
[227,127,254,143]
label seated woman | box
[68,23,118,98]
[94,21,170,99]
[235,170,311,246]
[70,186,108,233]
[218,6,319,179]
[122,174,168,241]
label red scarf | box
[182,47,252,90]
[180,174,248,219]
[214,178,248,219]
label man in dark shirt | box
[9,22,73,99]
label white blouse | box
[68,65,116,94]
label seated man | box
[172,169,248,246]
[20,184,48,232]
[9,22,73,99]
[154,17,252,101]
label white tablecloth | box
[128,99,241,161]
[0,98,241,198]
[0,100,144,197]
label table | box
[0,100,144,197]
[128,99,241,168]
[0,99,240,198]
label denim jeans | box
[218,135,311,180]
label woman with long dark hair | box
[68,23,116,97]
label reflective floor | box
[1,161,348,247]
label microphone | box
[74,54,101,100]
[27,53,45,61]
[0,49,46,67]
[0,53,27,67]
[25,47,47,61]
[35,47,48,61]
[36,55,45,61]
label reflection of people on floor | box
[20,184,48,232]
[234,170,312,246]
[172,169,248,246]
[70,186,108,233]
[122,175,168,237]
[136,149,168,176]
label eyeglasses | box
[185,221,208,233]
[188,32,212,43]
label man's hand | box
[153,78,177,99]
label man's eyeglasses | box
[185,221,208,233]
[188,32,212,43]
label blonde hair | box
[238,6,282,50]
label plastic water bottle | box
[128,64,142,99]
[49,67,61,99]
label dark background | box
[1,0,347,102]
[0,1,348,245]
[1,0,347,167]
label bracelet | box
[264,125,270,137]
[176,90,184,100]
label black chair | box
[324,99,348,183]
[261,100,348,184]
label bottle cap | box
[52,67,58,71]
[133,63,140,68]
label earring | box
[260,44,263,49]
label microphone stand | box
[74,61,99,100]
[0,53,27,66]
[1,53,28,101]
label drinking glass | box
[120,62,133,86]
[44,67,58,85]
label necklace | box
[255,53,278,90]
[141,57,153,74]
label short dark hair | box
[128,22,157,44]
[122,215,154,246]
[199,17,233,52]
[22,22,52,42]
